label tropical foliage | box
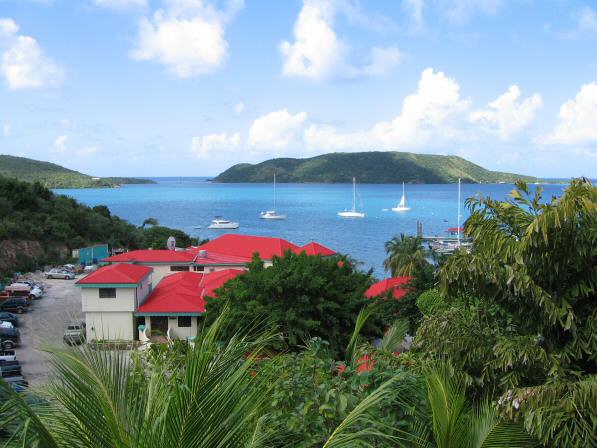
[205,251,377,357]
[383,233,428,277]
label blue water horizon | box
[54,179,567,277]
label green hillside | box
[214,151,539,184]
[0,154,155,188]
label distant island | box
[0,154,155,189]
[214,151,539,184]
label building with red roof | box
[136,269,243,339]
[299,241,336,257]
[364,277,412,299]
[76,264,153,341]
[84,234,335,341]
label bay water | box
[55,179,566,277]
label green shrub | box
[416,289,447,316]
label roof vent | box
[198,250,207,258]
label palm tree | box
[0,313,277,447]
[383,233,428,277]
[141,217,159,228]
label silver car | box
[45,269,75,280]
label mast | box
[457,178,461,247]
[273,172,276,211]
[352,177,356,212]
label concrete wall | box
[85,311,135,341]
[82,287,136,312]
[146,315,199,340]
[136,277,152,307]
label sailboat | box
[392,182,411,212]
[260,173,287,220]
[338,177,365,218]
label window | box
[193,266,204,272]
[99,288,116,299]
[178,316,192,327]
[170,265,190,272]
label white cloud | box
[93,0,147,11]
[280,0,400,81]
[402,0,425,29]
[555,7,597,39]
[2,123,11,137]
[131,0,243,78]
[248,109,308,150]
[53,135,68,154]
[190,132,240,159]
[234,101,245,115]
[77,146,101,156]
[0,18,65,90]
[540,82,597,146]
[305,68,470,150]
[441,0,503,24]
[470,85,542,140]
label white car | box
[45,269,75,280]
[11,281,44,298]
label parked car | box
[0,297,30,314]
[0,362,22,377]
[3,375,28,391]
[0,326,19,349]
[45,268,75,280]
[0,350,16,362]
[64,322,86,345]
[14,279,44,292]
[0,312,18,326]
[5,283,42,300]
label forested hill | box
[214,152,538,184]
[0,154,155,188]
[0,176,195,276]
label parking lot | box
[15,272,83,385]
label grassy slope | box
[214,152,539,184]
[0,155,154,188]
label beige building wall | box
[136,277,152,306]
[86,311,135,341]
[82,287,136,312]
[146,315,200,340]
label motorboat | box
[392,182,411,211]
[260,173,287,220]
[208,217,239,229]
[338,177,365,218]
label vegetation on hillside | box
[0,176,195,276]
[214,151,539,184]
[0,154,154,188]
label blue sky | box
[0,0,596,178]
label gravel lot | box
[15,272,83,385]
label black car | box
[0,312,18,326]
[0,298,30,314]
[0,327,19,350]
[0,364,22,377]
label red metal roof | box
[193,234,301,260]
[193,250,251,265]
[137,269,243,314]
[299,241,336,257]
[364,277,412,299]
[447,227,464,232]
[104,249,196,263]
[76,264,152,285]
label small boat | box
[208,217,239,229]
[338,177,365,218]
[260,173,287,220]
[392,182,411,212]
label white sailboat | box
[338,177,365,218]
[260,173,287,220]
[208,217,239,229]
[392,182,411,212]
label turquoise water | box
[54,179,566,276]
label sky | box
[0,0,596,178]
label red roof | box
[77,264,152,285]
[137,269,243,314]
[300,241,336,257]
[193,250,251,265]
[104,249,196,263]
[365,277,412,299]
[193,234,301,260]
[447,227,464,232]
